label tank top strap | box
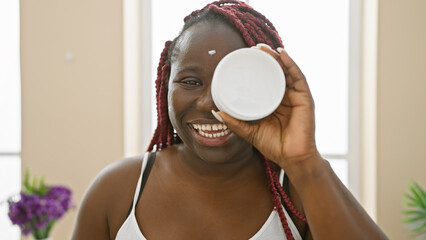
[131,152,150,209]
[279,168,285,186]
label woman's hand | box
[214,44,389,240]
[213,43,320,169]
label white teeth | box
[192,123,228,131]
[191,123,230,138]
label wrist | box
[279,152,330,189]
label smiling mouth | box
[191,123,231,138]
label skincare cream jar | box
[211,48,286,121]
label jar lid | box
[211,48,286,121]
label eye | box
[181,78,202,86]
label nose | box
[196,86,218,112]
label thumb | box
[211,110,258,145]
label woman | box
[72,1,388,239]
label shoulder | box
[96,154,145,197]
[86,154,145,205]
[72,154,146,239]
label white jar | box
[211,48,286,121]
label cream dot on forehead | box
[208,50,216,55]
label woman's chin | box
[178,127,254,165]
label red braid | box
[208,5,256,46]
[271,169,308,223]
[265,159,295,240]
[148,41,172,151]
[147,1,307,238]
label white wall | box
[20,0,124,238]
[376,0,426,238]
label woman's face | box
[168,21,253,163]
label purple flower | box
[7,185,73,236]
[45,186,73,216]
[8,194,41,226]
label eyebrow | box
[174,65,204,74]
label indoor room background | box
[0,0,425,239]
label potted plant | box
[7,170,73,240]
[403,181,426,239]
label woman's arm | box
[71,169,112,240]
[72,157,142,240]
[215,43,388,239]
[288,154,385,239]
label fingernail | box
[256,43,272,50]
[277,47,286,54]
[211,110,224,123]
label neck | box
[173,144,265,191]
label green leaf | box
[24,169,31,194]
[21,170,53,196]
[39,176,48,195]
[405,193,421,206]
[403,201,419,207]
[413,182,426,196]
[413,182,426,205]
[412,222,426,232]
[403,209,426,216]
[409,183,426,208]
[403,215,426,223]
[31,176,37,194]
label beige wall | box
[20,0,123,239]
[376,0,426,238]
[19,0,426,239]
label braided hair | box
[147,1,307,239]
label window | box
[0,0,21,239]
[150,0,214,132]
[249,0,360,194]
[147,0,360,195]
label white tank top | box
[116,152,302,240]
